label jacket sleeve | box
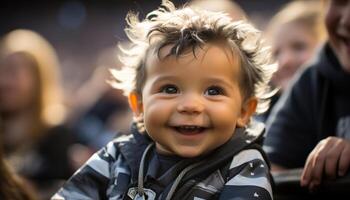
[263,67,318,168]
[219,149,273,200]
[51,141,119,200]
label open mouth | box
[172,125,207,135]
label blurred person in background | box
[65,47,132,170]
[257,0,327,122]
[264,0,350,191]
[0,29,74,199]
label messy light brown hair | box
[111,0,276,113]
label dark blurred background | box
[0,0,290,97]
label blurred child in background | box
[257,0,327,122]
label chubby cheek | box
[208,104,239,132]
[143,99,172,131]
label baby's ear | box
[237,97,257,127]
[128,91,143,116]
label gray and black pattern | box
[52,122,273,200]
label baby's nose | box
[176,94,204,114]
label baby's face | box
[139,42,254,158]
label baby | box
[53,0,275,199]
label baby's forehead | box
[146,42,242,68]
[144,43,243,81]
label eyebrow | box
[152,75,236,89]
[151,75,178,83]
[205,77,236,90]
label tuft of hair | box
[110,0,276,114]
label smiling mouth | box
[172,125,207,135]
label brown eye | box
[160,84,178,94]
[205,86,224,96]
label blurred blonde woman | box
[258,0,327,121]
[0,29,74,199]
